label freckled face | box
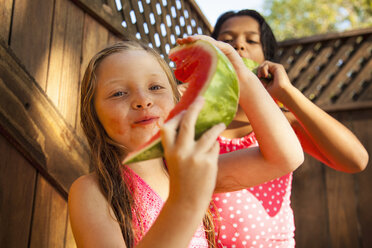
[217,16,265,63]
[93,50,175,152]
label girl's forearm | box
[281,85,368,172]
[239,73,303,169]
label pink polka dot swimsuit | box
[124,167,209,247]
[213,133,295,248]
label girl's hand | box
[160,96,225,209]
[256,60,294,103]
[177,83,189,96]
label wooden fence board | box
[325,167,360,248]
[148,0,168,56]
[303,37,358,102]
[189,7,201,35]
[47,0,84,128]
[183,0,195,36]
[71,0,126,39]
[337,57,372,103]
[29,176,69,248]
[0,133,36,248]
[160,0,176,53]
[0,39,89,195]
[64,214,77,248]
[75,13,110,138]
[279,28,372,108]
[351,109,372,248]
[0,0,13,42]
[108,33,122,45]
[292,41,335,91]
[141,0,159,49]
[292,155,330,248]
[286,43,316,81]
[10,0,54,90]
[120,0,138,36]
[171,0,187,38]
[317,35,372,106]
[129,0,149,43]
[278,45,298,70]
[360,80,372,101]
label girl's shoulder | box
[69,173,99,194]
[68,173,104,208]
[68,176,126,246]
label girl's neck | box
[126,158,166,176]
[126,158,169,201]
[221,106,253,139]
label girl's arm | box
[258,61,369,173]
[69,97,225,247]
[178,36,304,193]
[68,174,126,247]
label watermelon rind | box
[242,58,272,83]
[242,57,259,72]
[123,40,239,164]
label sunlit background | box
[196,0,372,40]
[195,0,264,26]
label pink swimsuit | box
[124,167,209,247]
[213,133,295,248]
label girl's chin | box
[129,131,159,150]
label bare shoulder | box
[68,173,107,224]
[69,173,100,196]
[68,173,104,206]
[68,173,126,247]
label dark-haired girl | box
[211,9,368,247]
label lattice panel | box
[115,0,211,63]
[278,28,372,107]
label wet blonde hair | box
[80,40,216,247]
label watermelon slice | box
[123,40,239,164]
[242,58,272,83]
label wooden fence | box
[0,0,370,247]
[277,29,372,248]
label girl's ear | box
[177,83,189,96]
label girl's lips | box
[132,117,159,126]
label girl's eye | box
[149,85,163,90]
[223,39,233,44]
[112,91,127,97]
[246,39,259,44]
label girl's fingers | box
[177,83,189,96]
[195,123,226,152]
[160,111,186,148]
[257,61,271,78]
[209,141,221,156]
[176,96,205,148]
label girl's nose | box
[233,38,245,51]
[131,92,153,110]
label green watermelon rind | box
[242,58,272,82]
[123,40,239,164]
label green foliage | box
[262,0,372,40]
